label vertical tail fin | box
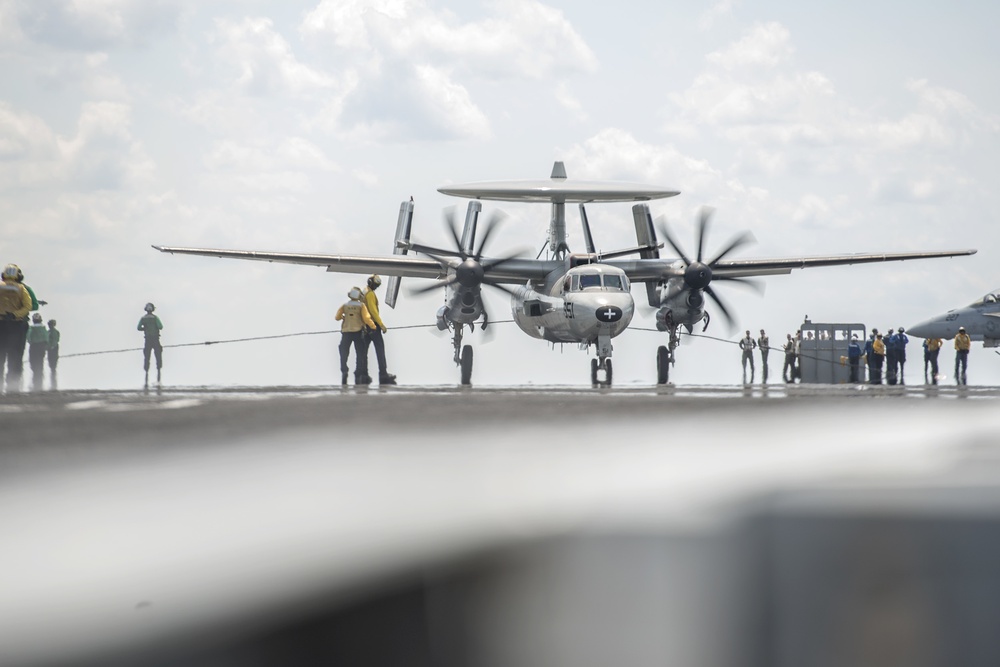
[632,204,662,307]
[579,204,596,254]
[385,198,414,309]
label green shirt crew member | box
[47,319,60,389]
[138,302,164,386]
[27,313,48,391]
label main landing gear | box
[655,327,681,385]
[451,323,476,386]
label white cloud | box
[698,0,738,31]
[300,0,596,140]
[302,0,597,79]
[8,0,181,51]
[212,17,334,97]
[0,100,152,192]
[706,21,792,70]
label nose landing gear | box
[591,357,613,387]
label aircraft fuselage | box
[511,263,634,346]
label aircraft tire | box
[591,358,599,386]
[656,345,670,384]
[605,359,613,386]
[460,345,473,386]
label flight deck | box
[2,386,999,667]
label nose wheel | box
[591,357,613,387]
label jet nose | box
[907,321,932,338]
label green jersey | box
[27,323,49,345]
[138,313,163,340]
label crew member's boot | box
[379,372,397,385]
[355,372,371,385]
[341,372,348,386]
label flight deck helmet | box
[32,313,42,323]
[2,264,18,280]
[144,302,155,313]
[348,287,362,300]
[368,274,382,288]
[48,319,56,327]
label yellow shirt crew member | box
[336,287,375,385]
[954,326,971,385]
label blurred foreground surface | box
[2,386,1000,667]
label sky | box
[2,0,999,389]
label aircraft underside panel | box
[511,289,633,344]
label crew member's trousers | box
[29,343,46,390]
[143,338,163,371]
[927,349,939,383]
[783,355,795,382]
[1,319,27,390]
[848,358,861,383]
[339,331,367,379]
[955,350,969,384]
[363,328,388,376]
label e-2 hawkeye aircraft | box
[154,162,976,386]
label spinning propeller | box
[657,207,760,330]
[409,208,522,296]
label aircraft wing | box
[152,245,557,283]
[153,245,446,280]
[611,249,977,281]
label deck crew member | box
[27,313,48,391]
[0,264,32,393]
[739,330,756,383]
[138,302,164,387]
[47,319,60,390]
[871,333,886,384]
[954,326,971,385]
[847,334,863,383]
[896,327,909,384]
[885,328,898,385]
[924,336,942,384]
[336,287,376,385]
[782,333,796,383]
[864,330,877,383]
[361,274,397,385]
[757,329,770,383]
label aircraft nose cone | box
[907,322,931,338]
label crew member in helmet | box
[954,326,972,385]
[8,264,40,391]
[27,312,49,391]
[336,287,376,385]
[361,274,397,385]
[0,264,32,393]
[138,302,164,387]
[47,319,60,390]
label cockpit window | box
[579,274,602,289]
[972,292,1000,306]
[603,275,623,290]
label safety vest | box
[0,280,31,318]
[337,300,373,333]
[955,333,972,351]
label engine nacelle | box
[657,289,706,329]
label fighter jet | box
[908,288,1000,347]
